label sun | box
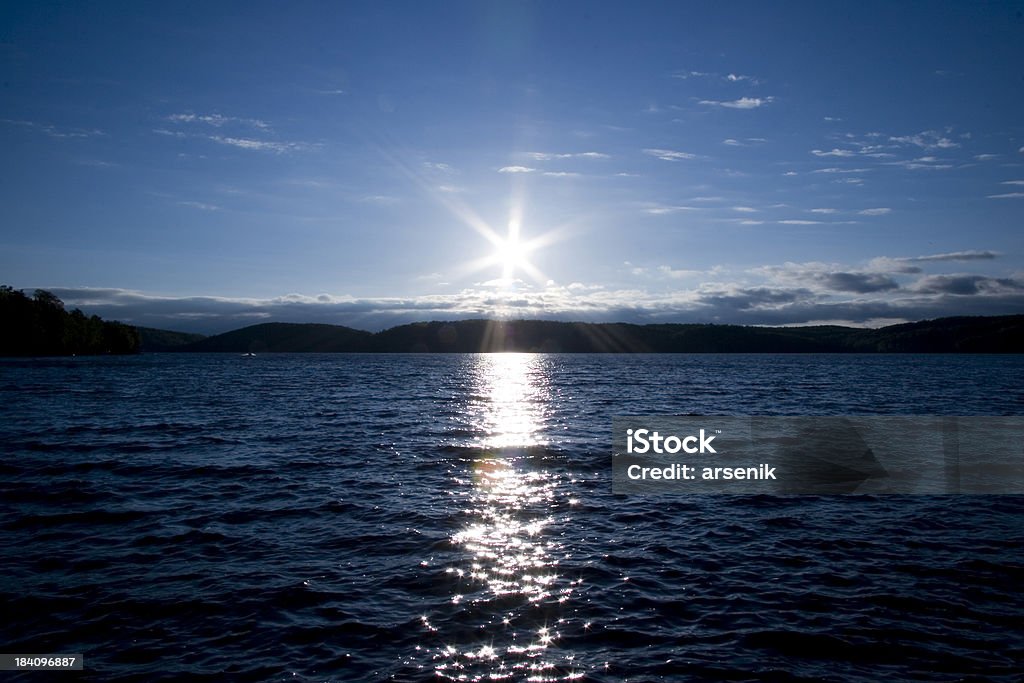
[496,220,531,280]
[409,171,568,287]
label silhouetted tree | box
[0,285,140,356]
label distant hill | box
[181,322,373,353]
[138,327,206,352]
[170,315,1024,354]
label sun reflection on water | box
[426,353,583,682]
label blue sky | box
[2,1,1023,333]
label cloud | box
[905,250,999,263]
[778,219,823,225]
[526,151,609,160]
[722,137,767,147]
[886,156,953,170]
[359,194,401,205]
[73,159,117,168]
[987,192,1024,199]
[913,275,1024,295]
[167,113,270,130]
[974,154,999,161]
[889,130,960,149]
[858,208,891,216]
[1,118,104,139]
[811,148,856,157]
[644,204,699,215]
[824,116,842,122]
[1001,180,1024,186]
[866,251,999,273]
[821,272,900,293]
[655,265,704,279]
[732,206,758,213]
[671,70,712,79]
[809,208,838,214]
[542,171,580,177]
[498,166,536,173]
[811,167,869,174]
[423,161,455,173]
[208,136,310,153]
[178,201,220,211]
[643,148,697,161]
[699,97,773,109]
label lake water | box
[1,353,1023,681]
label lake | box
[1,353,1022,681]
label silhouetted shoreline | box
[145,315,1024,354]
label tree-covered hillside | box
[0,286,139,356]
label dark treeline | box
[4,287,1021,356]
[0,286,139,356]
[176,315,1024,354]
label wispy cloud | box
[987,192,1024,199]
[359,194,401,205]
[811,148,856,157]
[178,201,220,211]
[889,130,960,150]
[858,208,891,216]
[672,71,761,85]
[542,171,580,177]
[913,275,1024,295]
[525,151,609,160]
[906,250,999,263]
[886,156,953,170]
[811,167,869,173]
[1,118,104,139]
[671,70,712,79]
[643,148,697,161]
[974,154,999,161]
[699,96,773,109]
[498,166,536,173]
[208,136,310,153]
[644,204,700,215]
[778,219,823,225]
[866,251,1000,273]
[423,161,455,173]
[810,208,838,214]
[723,137,767,147]
[732,206,758,213]
[1000,180,1024,186]
[167,113,270,130]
